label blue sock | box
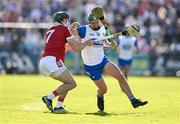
[129,96,137,103]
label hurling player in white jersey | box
[75,13,147,111]
[117,36,139,79]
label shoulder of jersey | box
[51,24,67,29]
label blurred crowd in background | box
[0,0,180,76]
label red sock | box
[58,96,64,102]
[56,96,64,108]
[53,91,59,97]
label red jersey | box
[42,25,71,62]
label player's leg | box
[84,59,108,111]
[40,56,76,112]
[120,65,130,79]
[93,77,107,111]
[56,92,67,108]
[42,69,76,113]
[104,61,133,97]
[118,58,130,79]
[53,92,69,114]
[42,92,69,113]
[103,61,147,108]
[51,70,77,95]
[94,78,107,96]
[124,64,130,79]
[50,69,76,113]
[85,72,107,111]
[120,66,126,78]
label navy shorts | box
[84,57,109,80]
[118,58,132,67]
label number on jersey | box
[45,29,55,43]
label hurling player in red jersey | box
[39,11,94,113]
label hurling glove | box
[70,22,80,30]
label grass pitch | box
[0,75,179,124]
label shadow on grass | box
[85,111,147,117]
[43,111,81,115]
[118,112,142,116]
[85,111,119,116]
[44,111,147,116]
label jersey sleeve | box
[77,26,86,38]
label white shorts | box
[39,56,67,77]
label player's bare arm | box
[67,36,94,52]
[107,40,118,49]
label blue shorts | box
[118,58,132,67]
[84,57,109,80]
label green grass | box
[0,75,179,124]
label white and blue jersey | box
[77,25,106,66]
[116,36,137,66]
[77,25,109,80]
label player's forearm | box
[75,41,90,51]
[71,40,90,52]
[106,40,118,49]
[110,41,118,49]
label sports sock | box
[97,95,104,98]
[56,96,64,108]
[47,90,58,100]
[129,96,137,103]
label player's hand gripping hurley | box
[94,24,140,42]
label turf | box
[0,75,179,124]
